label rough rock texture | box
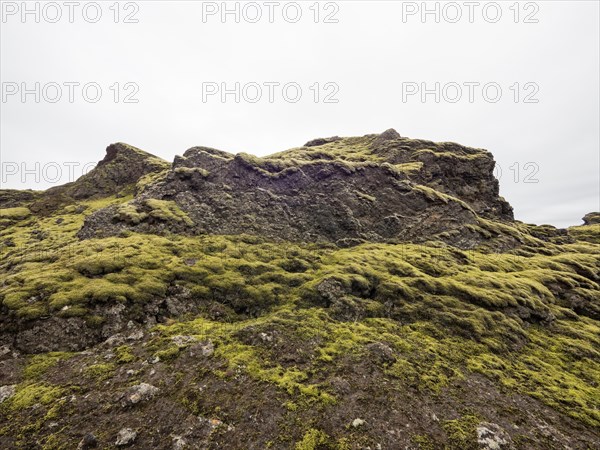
[0,190,41,208]
[0,385,16,404]
[582,212,600,225]
[27,143,168,215]
[477,422,514,449]
[78,130,512,248]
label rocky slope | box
[0,130,598,449]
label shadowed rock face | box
[26,143,169,215]
[78,130,513,248]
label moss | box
[284,401,298,411]
[394,161,424,173]
[114,202,148,225]
[155,345,181,361]
[295,428,330,450]
[73,254,126,276]
[270,135,378,163]
[144,199,194,225]
[569,224,600,244]
[413,184,475,212]
[114,345,136,364]
[136,168,169,194]
[1,186,600,435]
[0,207,31,220]
[411,434,435,450]
[355,191,376,202]
[84,363,116,381]
[443,414,480,450]
[9,383,65,410]
[23,352,74,380]
[41,432,68,450]
[174,166,210,178]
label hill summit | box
[0,130,598,449]
[78,130,515,249]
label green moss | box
[411,434,435,450]
[0,207,31,220]
[114,345,136,363]
[569,224,600,244]
[84,363,116,381]
[23,352,74,380]
[114,202,148,225]
[73,254,126,276]
[41,432,68,450]
[295,428,330,450]
[9,383,65,410]
[394,161,424,173]
[443,414,480,450]
[174,166,210,178]
[1,185,599,434]
[144,199,194,225]
[136,168,169,194]
[355,191,376,202]
[155,345,181,361]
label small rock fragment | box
[188,340,214,357]
[0,385,16,403]
[477,422,514,449]
[352,418,365,428]
[172,335,198,348]
[365,342,396,365]
[77,433,98,449]
[172,435,187,449]
[121,383,159,407]
[0,345,12,358]
[115,428,137,446]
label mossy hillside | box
[150,293,599,428]
[2,209,599,423]
[146,233,599,426]
[60,143,170,200]
[267,136,489,170]
[569,224,600,244]
[1,181,599,441]
[0,195,135,319]
[1,222,323,320]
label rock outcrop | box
[77,130,513,248]
[27,143,169,215]
[583,212,600,225]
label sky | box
[1,0,599,228]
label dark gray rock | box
[583,212,600,225]
[77,433,98,449]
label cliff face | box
[78,130,513,249]
[1,130,599,450]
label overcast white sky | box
[1,1,598,227]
